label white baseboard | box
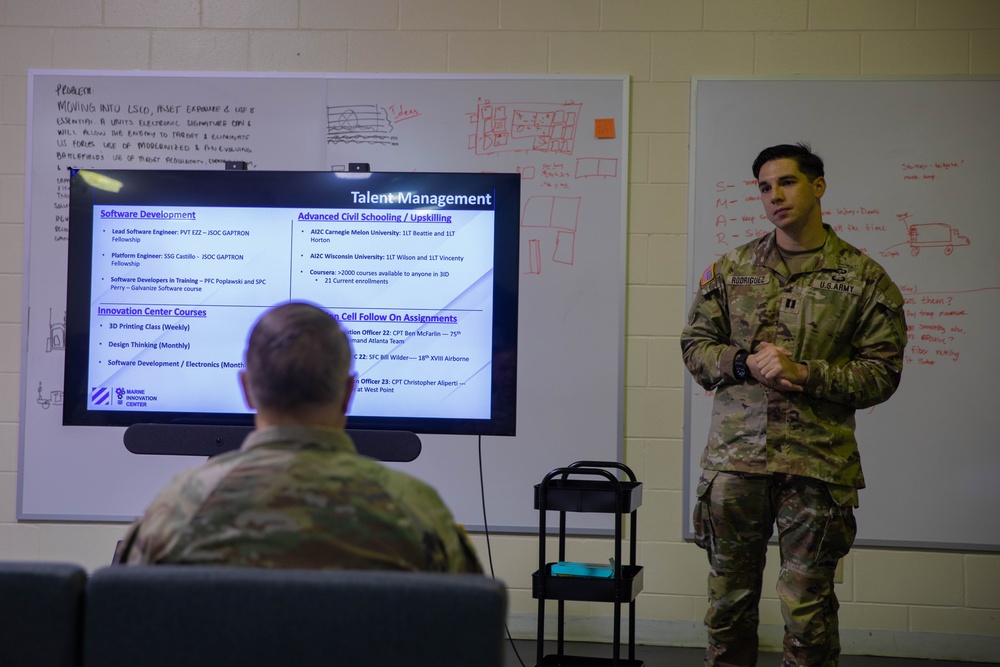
[506,613,1000,663]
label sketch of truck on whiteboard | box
[907,222,970,256]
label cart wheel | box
[911,247,920,257]
[944,245,954,255]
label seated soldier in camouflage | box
[120,301,482,573]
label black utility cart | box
[532,461,644,666]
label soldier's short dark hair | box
[752,142,825,182]
[244,302,352,411]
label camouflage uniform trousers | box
[693,471,857,667]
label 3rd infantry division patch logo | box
[91,387,110,405]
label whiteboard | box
[19,70,629,533]
[684,78,1000,552]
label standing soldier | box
[681,143,907,666]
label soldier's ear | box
[813,176,826,199]
[341,374,356,414]
[240,371,256,410]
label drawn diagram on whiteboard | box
[469,100,581,155]
[47,308,65,353]
[37,381,63,410]
[883,213,972,257]
[521,196,581,275]
[906,222,970,256]
[575,157,618,179]
[326,105,397,146]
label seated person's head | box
[240,302,355,428]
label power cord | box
[478,434,527,667]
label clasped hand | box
[748,342,807,392]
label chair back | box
[83,566,507,667]
[0,561,86,667]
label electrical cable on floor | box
[478,434,527,667]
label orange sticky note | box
[594,118,615,139]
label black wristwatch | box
[733,351,750,382]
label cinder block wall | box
[1,0,998,660]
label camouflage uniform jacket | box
[681,225,906,490]
[121,425,482,573]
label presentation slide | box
[87,202,496,421]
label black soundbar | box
[123,424,421,462]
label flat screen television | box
[63,169,519,452]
